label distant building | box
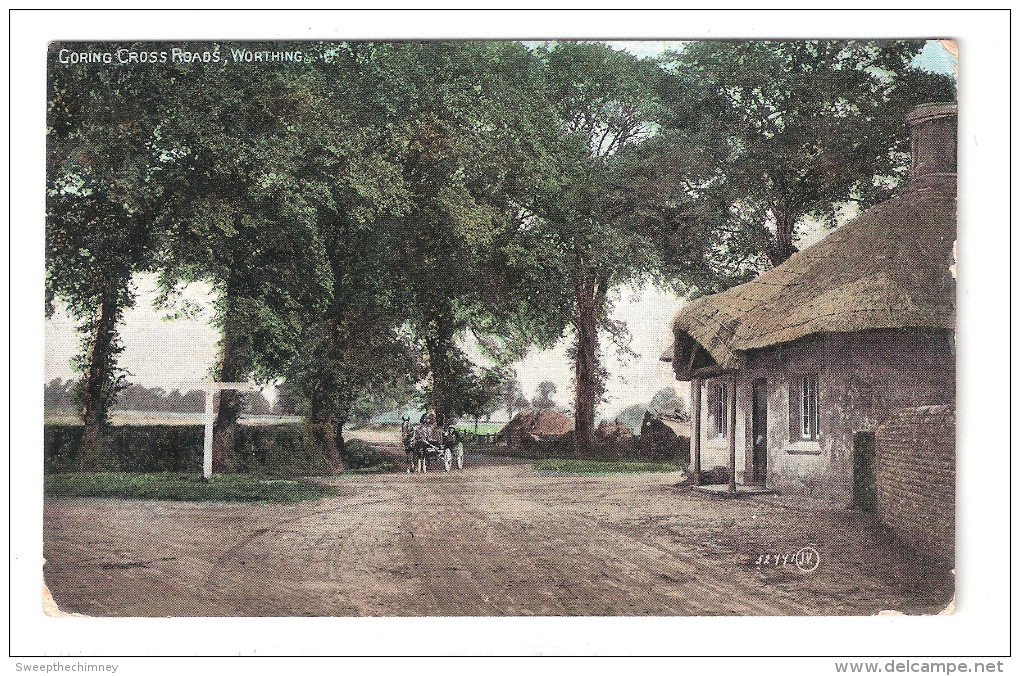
[663,103,956,509]
[640,411,690,440]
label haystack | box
[596,419,632,441]
[640,412,690,440]
[495,409,574,443]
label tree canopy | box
[669,40,957,267]
[521,42,728,455]
[45,39,955,470]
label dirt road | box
[43,456,953,616]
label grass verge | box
[532,459,686,475]
[341,439,397,474]
[44,472,336,503]
[452,423,503,435]
[344,462,396,474]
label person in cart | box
[412,412,445,449]
[405,412,464,473]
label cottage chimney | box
[907,102,957,187]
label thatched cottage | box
[664,103,957,506]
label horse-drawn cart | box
[401,416,465,473]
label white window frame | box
[800,375,819,441]
[714,382,728,438]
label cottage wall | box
[815,330,955,504]
[694,328,955,505]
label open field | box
[43,455,952,617]
[452,422,503,435]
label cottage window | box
[800,375,819,440]
[714,383,728,437]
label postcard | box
[40,36,961,622]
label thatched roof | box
[495,409,574,441]
[641,414,690,439]
[669,175,956,380]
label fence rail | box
[456,430,498,445]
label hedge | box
[44,424,331,475]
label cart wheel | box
[443,448,453,473]
[455,442,464,470]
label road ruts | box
[43,457,953,616]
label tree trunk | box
[305,390,342,472]
[76,279,123,470]
[307,421,340,472]
[768,208,798,267]
[334,420,346,469]
[329,408,348,472]
[572,275,608,459]
[212,324,245,473]
[423,312,456,421]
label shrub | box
[339,438,395,473]
[493,434,690,465]
[230,424,330,475]
[699,465,731,485]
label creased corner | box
[876,569,955,616]
[42,558,86,617]
[938,569,957,615]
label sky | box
[44,273,684,419]
[44,39,957,420]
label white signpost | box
[184,382,258,479]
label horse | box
[402,414,448,473]
[401,416,422,472]
[403,414,438,473]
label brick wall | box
[874,405,955,563]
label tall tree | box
[528,43,724,457]
[280,213,422,466]
[672,40,957,267]
[367,41,570,420]
[154,50,339,470]
[269,44,423,467]
[46,43,171,466]
[532,381,559,410]
[501,377,527,421]
[457,365,511,431]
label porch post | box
[728,373,738,493]
[690,377,702,485]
